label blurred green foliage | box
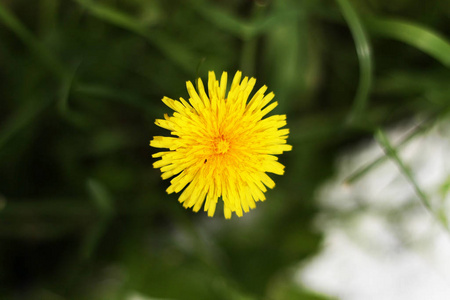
[0,0,449,299]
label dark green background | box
[0,0,449,299]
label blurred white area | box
[126,292,174,300]
[297,119,450,300]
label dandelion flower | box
[150,71,292,219]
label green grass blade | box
[366,17,450,67]
[58,62,82,114]
[193,0,286,39]
[346,118,432,184]
[262,0,310,111]
[239,2,268,75]
[75,0,145,34]
[81,179,114,259]
[346,101,450,184]
[0,3,67,78]
[75,83,159,116]
[39,0,59,36]
[87,178,114,217]
[146,32,199,74]
[336,0,373,126]
[0,98,53,153]
[75,0,198,74]
[375,129,445,229]
[194,1,253,39]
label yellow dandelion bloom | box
[150,71,292,219]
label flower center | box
[214,137,230,154]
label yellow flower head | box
[150,71,292,219]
